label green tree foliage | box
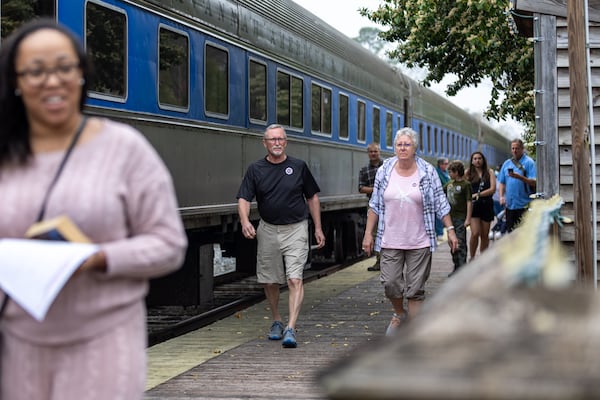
[360,0,535,136]
[354,27,388,55]
[1,0,53,39]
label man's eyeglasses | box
[396,143,413,148]
[16,62,81,87]
[264,137,286,143]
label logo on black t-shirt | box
[285,167,293,175]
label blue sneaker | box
[268,321,284,340]
[282,327,297,348]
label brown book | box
[24,215,91,243]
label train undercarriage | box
[146,200,367,309]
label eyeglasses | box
[264,137,286,143]
[16,62,81,87]
[396,143,413,148]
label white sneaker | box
[494,231,502,240]
[488,231,494,240]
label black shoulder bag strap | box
[511,157,526,174]
[0,116,88,316]
[511,157,532,194]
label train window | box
[339,94,349,140]
[277,72,290,126]
[291,76,303,129]
[434,128,439,154]
[357,100,366,142]
[86,2,126,99]
[427,126,431,154]
[440,129,444,155]
[311,85,319,131]
[277,70,303,129]
[158,26,189,110]
[451,133,455,156]
[323,88,331,134]
[205,43,229,116]
[385,112,393,148]
[456,135,460,157]
[249,60,267,122]
[403,99,410,127]
[372,107,380,145]
[419,123,424,152]
[311,83,332,135]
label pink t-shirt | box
[381,167,429,249]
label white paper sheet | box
[0,239,99,321]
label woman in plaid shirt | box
[362,128,458,336]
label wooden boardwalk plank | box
[145,238,461,399]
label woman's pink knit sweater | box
[0,119,187,344]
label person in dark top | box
[237,124,325,348]
[358,143,383,271]
[435,158,450,238]
[466,151,496,260]
[445,160,472,276]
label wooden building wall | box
[527,11,600,274]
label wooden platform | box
[144,237,462,399]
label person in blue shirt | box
[498,139,536,232]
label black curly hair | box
[0,18,90,166]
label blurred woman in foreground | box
[0,19,187,399]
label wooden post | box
[535,14,559,199]
[566,0,593,285]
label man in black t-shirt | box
[237,124,325,349]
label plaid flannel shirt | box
[358,159,383,198]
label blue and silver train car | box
[1,0,511,305]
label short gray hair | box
[395,127,419,149]
[264,124,287,138]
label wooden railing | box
[321,195,600,400]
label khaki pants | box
[380,247,431,300]
[256,219,308,284]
